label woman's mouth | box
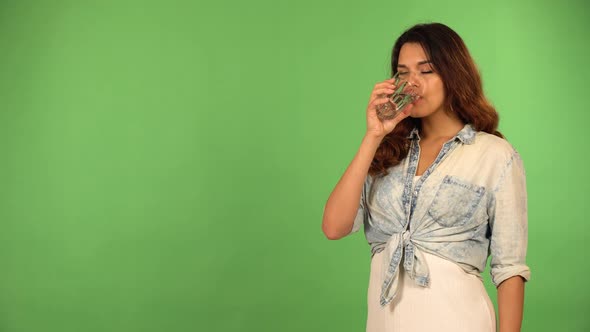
[412,95,422,105]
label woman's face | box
[396,42,446,118]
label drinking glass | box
[375,72,419,121]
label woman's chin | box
[407,107,424,118]
[408,105,438,119]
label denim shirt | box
[349,124,531,307]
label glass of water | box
[375,72,419,121]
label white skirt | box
[366,249,496,332]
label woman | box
[321,23,530,332]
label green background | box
[0,0,588,331]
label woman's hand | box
[365,78,413,139]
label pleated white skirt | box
[366,249,496,332]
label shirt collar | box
[407,123,476,145]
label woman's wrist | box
[363,132,384,147]
[358,134,383,162]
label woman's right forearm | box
[322,134,382,240]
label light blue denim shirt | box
[349,124,531,307]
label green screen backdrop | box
[0,0,588,331]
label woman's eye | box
[398,71,432,76]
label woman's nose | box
[407,72,422,87]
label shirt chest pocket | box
[427,175,486,228]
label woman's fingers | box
[381,103,413,128]
[370,87,396,99]
[368,96,391,111]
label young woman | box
[322,23,530,332]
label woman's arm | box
[322,78,412,240]
[497,275,526,332]
[488,151,531,331]
[321,134,380,240]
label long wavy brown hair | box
[369,23,503,177]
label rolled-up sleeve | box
[488,152,531,286]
